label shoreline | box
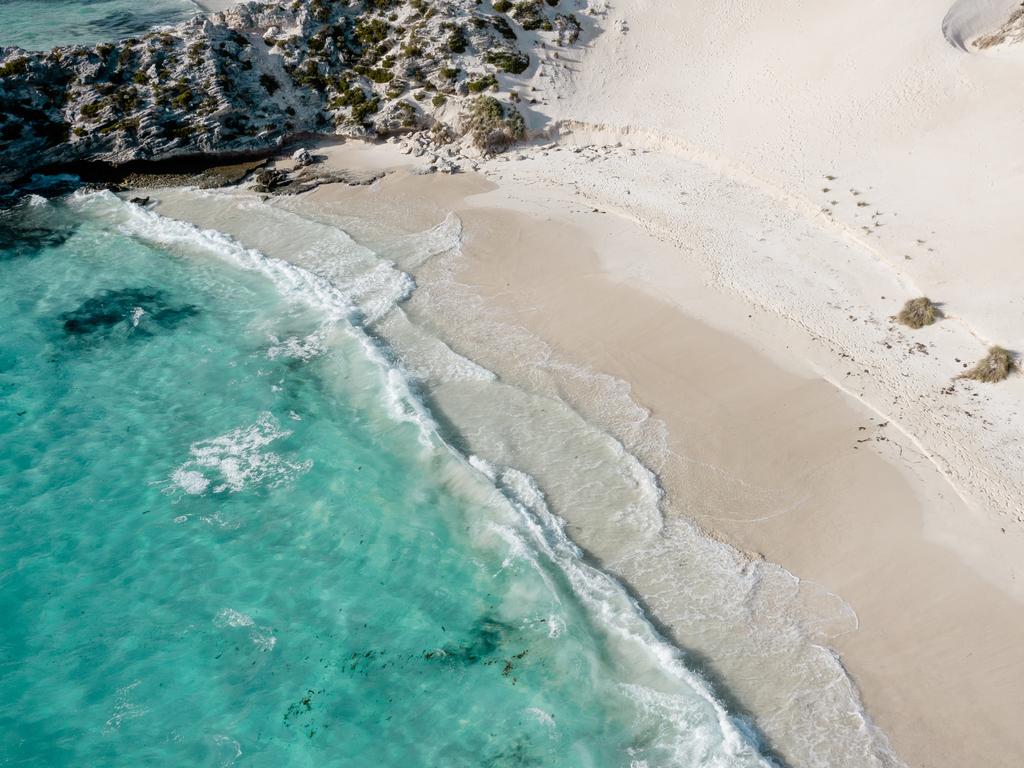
[142,138,1024,766]
[289,142,1024,766]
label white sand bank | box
[506,0,1024,532]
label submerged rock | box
[60,287,198,338]
[0,226,73,260]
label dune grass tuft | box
[959,346,1016,383]
[896,296,941,329]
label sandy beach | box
[147,130,1024,767]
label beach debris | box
[959,346,1016,383]
[128,195,151,206]
[896,297,942,329]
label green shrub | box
[493,0,512,11]
[351,97,380,123]
[80,101,103,119]
[491,16,516,39]
[447,26,467,53]
[511,1,546,30]
[367,67,394,83]
[467,73,497,92]
[484,50,529,73]
[0,57,29,77]
[960,346,1016,383]
[464,95,524,152]
[896,297,941,329]
[431,93,446,107]
[173,85,193,109]
[355,18,389,47]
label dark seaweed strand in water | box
[281,615,536,742]
[60,287,199,338]
[0,221,77,261]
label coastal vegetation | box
[960,346,1016,383]
[0,0,577,184]
[897,297,941,329]
[464,95,525,153]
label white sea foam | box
[214,608,255,628]
[526,707,556,728]
[266,326,329,361]
[214,609,276,651]
[169,412,312,495]
[171,468,209,495]
[211,735,242,768]
[480,462,774,767]
[103,680,148,734]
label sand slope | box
[493,0,1024,542]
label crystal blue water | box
[0,0,201,51]
[0,193,771,767]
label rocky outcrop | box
[0,0,585,188]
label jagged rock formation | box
[0,0,583,187]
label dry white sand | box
[509,0,1024,535]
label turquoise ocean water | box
[0,0,202,51]
[0,191,772,767]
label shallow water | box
[0,192,772,767]
[0,0,201,51]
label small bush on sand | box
[464,95,525,153]
[959,346,1015,383]
[897,297,941,329]
[467,73,497,92]
[484,50,529,74]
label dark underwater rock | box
[0,221,77,260]
[60,287,198,338]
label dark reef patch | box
[60,287,199,339]
[0,221,78,261]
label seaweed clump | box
[959,346,1016,383]
[896,296,941,329]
